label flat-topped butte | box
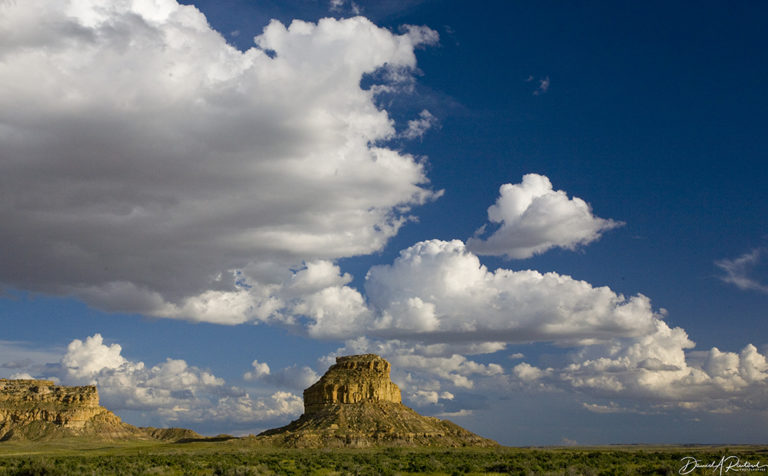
[260,354,498,448]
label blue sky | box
[1,0,767,445]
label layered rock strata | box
[0,379,199,441]
[303,354,401,412]
[259,354,497,448]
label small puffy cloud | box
[329,0,361,15]
[409,390,454,407]
[513,362,550,382]
[410,390,439,406]
[533,76,550,95]
[467,174,623,259]
[402,109,437,139]
[295,284,372,339]
[0,1,438,324]
[61,334,127,380]
[243,360,271,381]
[244,361,319,390]
[738,344,768,383]
[400,25,440,48]
[715,248,768,294]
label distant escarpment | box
[0,379,200,442]
[259,354,497,448]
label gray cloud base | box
[0,1,437,318]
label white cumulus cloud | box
[0,0,438,323]
[467,174,623,259]
[54,334,302,427]
[512,327,768,413]
[243,360,271,381]
[244,360,319,390]
[361,239,658,344]
[409,390,454,406]
[62,334,129,381]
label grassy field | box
[0,439,766,475]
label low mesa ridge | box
[0,378,132,441]
[0,379,199,441]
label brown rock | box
[259,354,498,448]
[0,379,197,441]
[303,354,401,412]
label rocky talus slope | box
[0,379,199,441]
[259,354,497,448]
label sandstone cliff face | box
[303,354,401,413]
[1,379,152,441]
[259,354,497,448]
[0,379,108,432]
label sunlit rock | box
[259,354,498,448]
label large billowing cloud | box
[0,0,438,320]
[361,239,659,343]
[218,236,666,342]
[467,174,622,259]
[272,237,662,343]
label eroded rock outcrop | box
[303,354,401,412]
[259,354,498,448]
[0,379,141,440]
[0,379,200,441]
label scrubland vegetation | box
[0,439,766,475]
